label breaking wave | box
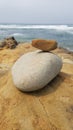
[0,24,73,34]
[0,24,73,30]
[10,33,23,36]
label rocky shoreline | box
[0,40,73,130]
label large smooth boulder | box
[12,50,62,92]
[32,39,57,51]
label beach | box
[0,42,73,130]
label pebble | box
[32,39,57,51]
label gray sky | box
[0,0,73,24]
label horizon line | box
[0,22,73,25]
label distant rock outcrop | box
[0,37,18,49]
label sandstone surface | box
[0,42,73,130]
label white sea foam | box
[66,31,73,34]
[0,24,73,31]
[10,33,23,36]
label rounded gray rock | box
[12,50,62,92]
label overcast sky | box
[0,0,73,24]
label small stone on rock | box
[32,39,57,51]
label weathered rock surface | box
[0,37,18,49]
[32,39,57,51]
[12,50,62,91]
[0,43,73,130]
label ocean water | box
[0,24,73,51]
